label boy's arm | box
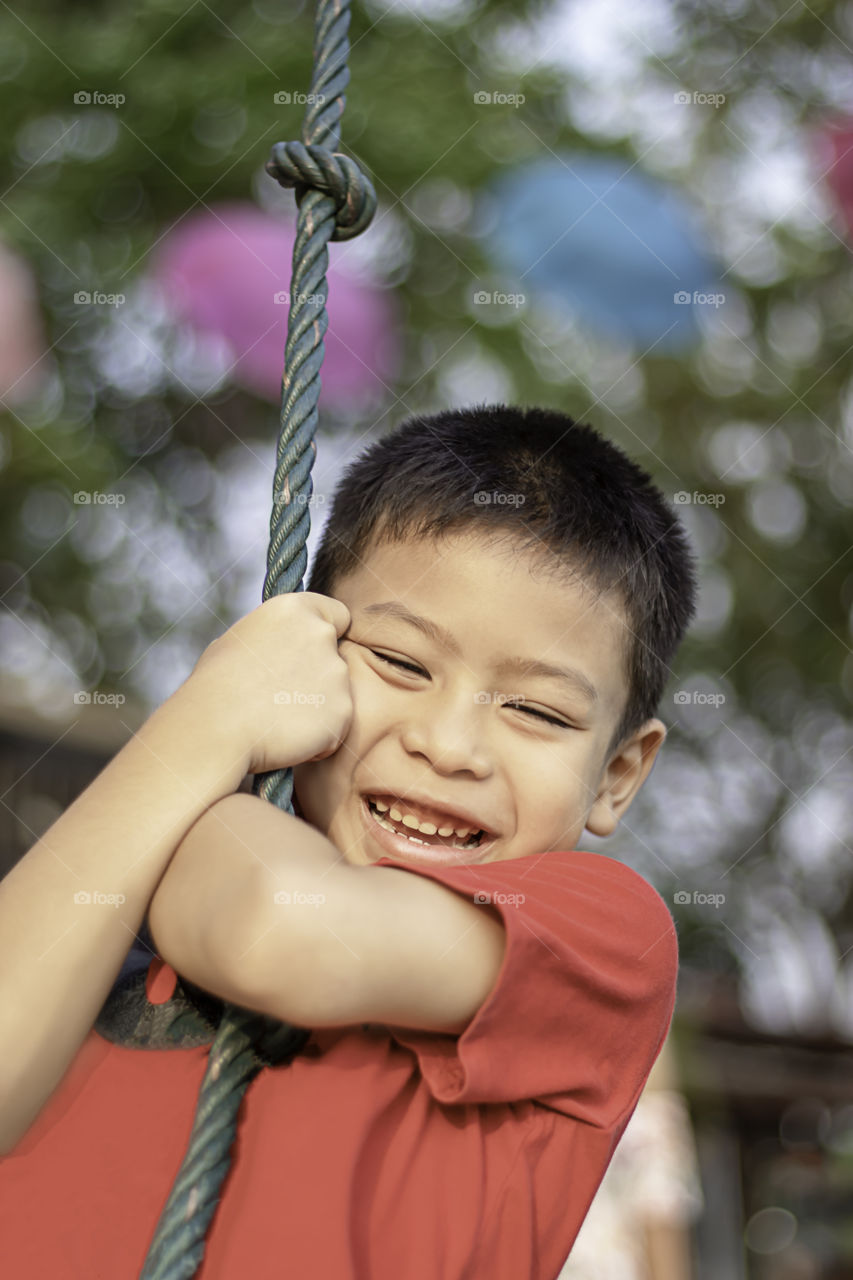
[146,792,345,1011]
[148,793,507,1038]
[0,590,350,1156]
[0,685,248,1157]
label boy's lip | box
[359,795,497,866]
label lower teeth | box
[369,803,477,851]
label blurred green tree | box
[1,0,851,1023]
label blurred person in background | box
[559,1037,704,1280]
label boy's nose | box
[399,695,492,777]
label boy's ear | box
[585,719,667,838]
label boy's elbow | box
[147,797,266,1008]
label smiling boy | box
[295,530,650,872]
[0,404,697,1279]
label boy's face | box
[293,530,666,868]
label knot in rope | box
[266,141,376,241]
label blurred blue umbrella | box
[483,154,721,351]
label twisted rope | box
[137,2,376,1274]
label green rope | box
[136,2,376,1275]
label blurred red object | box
[0,239,49,404]
[151,202,400,405]
[819,122,853,240]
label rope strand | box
[137,2,375,1273]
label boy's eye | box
[371,651,427,676]
[502,700,570,729]
[371,654,570,728]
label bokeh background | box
[1,0,852,1275]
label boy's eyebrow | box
[358,601,599,705]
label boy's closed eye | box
[372,651,427,676]
[365,648,574,730]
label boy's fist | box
[184,592,353,778]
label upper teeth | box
[370,797,478,840]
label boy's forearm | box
[0,685,247,1155]
[147,794,273,1010]
[147,794,344,1021]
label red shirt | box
[0,849,678,1279]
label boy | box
[0,404,697,1278]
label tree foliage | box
[1,0,852,1026]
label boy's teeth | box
[382,801,475,840]
[402,814,436,834]
[370,807,473,849]
[368,797,482,848]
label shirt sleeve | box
[373,848,679,1127]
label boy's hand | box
[183,592,353,778]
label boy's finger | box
[306,593,351,639]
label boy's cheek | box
[291,763,318,819]
[292,757,345,828]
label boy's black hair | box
[306,404,698,760]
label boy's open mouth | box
[364,794,490,851]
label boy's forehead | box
[338,528,630,678]
[353,527,622,614]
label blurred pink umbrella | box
[151,202,400,405]
[0,240,49,404]
[819,121,853,240]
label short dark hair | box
[306,403,698,759]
